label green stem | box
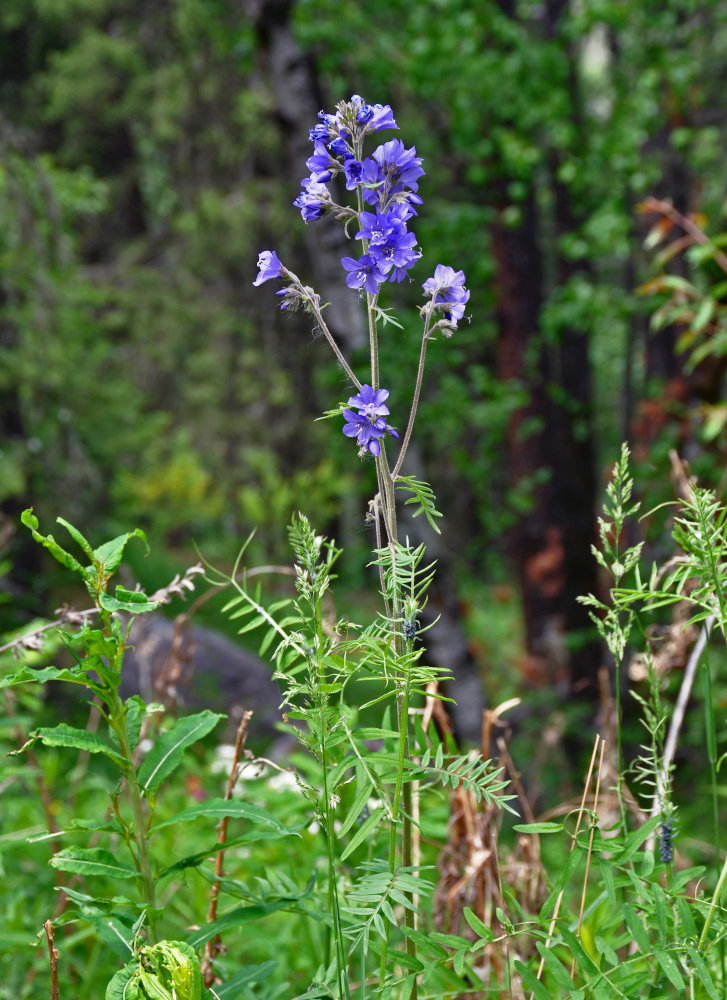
[378,661,413,992]
[321,728,349,1000]
[375,450,397,548]
[367,291,380,390]
[362,260,417,999]
[614,651,628,838]
[397,683,418,1000]
[314,590,350,1000]
[392,312,432,480]
[699,847,727,951]
[108,693,157,934]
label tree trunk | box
[251,0,366,352]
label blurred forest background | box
[2,0,727,752]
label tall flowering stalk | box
[253,96,471,998]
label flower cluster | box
[252,96,471,459]
[342,385,398,457]
[296,96,423,290]
[422,264,470,333]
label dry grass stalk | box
[531,733,601,998]
[44,920,61,1000]
[201,709,254,988]
[432,700,545,999]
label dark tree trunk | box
[492,0,600,702]
[251,0,366,352]
[547,170,600,694]
[493,188,575,690]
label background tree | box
[2,0,727,731]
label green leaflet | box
[394,476,443,534]
[340,806,386,861]
[462,907,495,942]
[535,942,576,992]
[137,710,224,794]
[50,847,137,880]
[93,529,149,576]
[515,959,559,1000]
[687,946,719,1000]
[149,797,288,835]
[0,664,102,691]
[21,510,150,599]
[186,897,302,948]
[21,509,87,580]
[214,961,278,998]
[99,586,158,614]
[157,829,298,880]
[124,695,145,752]
[653,947,685,991]
[513,821,564,834]
[31,722,126,765]
[105,961,140,1000]
[55,516,95,561]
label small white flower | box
[267,769,299,793]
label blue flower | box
[368,104,398,132]
[347,384,391,419]
[355,209,407,246]
[374,236,420,276]
[309,123,330,142]
[342,411,387,456]
[356,209,421,278]
[422,265,470,327]
[253,250,283,286]
[329,136,348,156]
[294,179,328,222]
[372,140,425,191]
[343,157,365,190]
[306,142,335,183]
[341,254,389,294]
[359,144,424,211]
[356,103,375,124]
[342,384,399,457]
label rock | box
[120,613,283,742]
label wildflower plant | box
[238,95,510,999]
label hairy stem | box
[392,311,432,479]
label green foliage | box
[394,477,443,534]
[106,940,210,1000]
[579,443,644,661]
[4,2,727,993]
[0,513,306,997]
